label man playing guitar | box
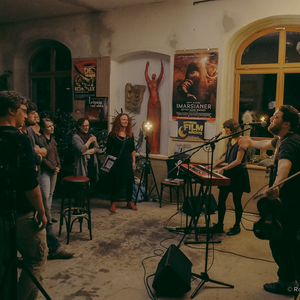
[239,105,300,296]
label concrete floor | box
[37,194,295,300]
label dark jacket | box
[40,135,61,174]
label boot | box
[226,225,241,236]
[127,201,137,211]
[109,202,116,213]
[210,223,224,233]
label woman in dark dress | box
[210,119,250,235]
[106,113,137,213]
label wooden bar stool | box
[59,175,92,244]
[159,180,185,210]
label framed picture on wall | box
[74,60,97,101]
[172,51,218,120]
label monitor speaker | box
[152,244,192,296]
[182,194,217,216]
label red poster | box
[74,60,97,100]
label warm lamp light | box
[142,121,153,132]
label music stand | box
[169,128,251,298]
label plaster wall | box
[1,0,300,159]
[111,52,170,155]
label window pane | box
[241,33,279,65]
[239,74,276,137]
[285,32,300,63]
[55,48,72,71]
[55,77,72,112]
[32,78,51,111]
[283,73,300,112]
[32,48,51,72]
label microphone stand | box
[169,127,251,298]
[190,128,251,299]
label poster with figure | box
[74,60,97,100]
[172,52,218,120]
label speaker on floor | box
[181,194,217,216]
[152,244,192,296]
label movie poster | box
[74,60,97,101]
[177,119,205,140]
[172,52,218,120]
[85,97,108,129]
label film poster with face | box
[172,52,218,120]
[74,60,97,100]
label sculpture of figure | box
[145,60,164,154]
[125,83,146,113]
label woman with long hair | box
[209,118,250,235]
[106,113,137,213]
[72,118,100,186]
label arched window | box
[234,26,300,137]
[29,45,72,112]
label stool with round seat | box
[59,175,92,244]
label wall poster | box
[172,52,218,120]
[74,60,97,101]
[177,119,205,140]
[85,96,108,129]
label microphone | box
[211,131,222,141]
[243,121,267,127]
[175,159,182,168]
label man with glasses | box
[0,91,47,299]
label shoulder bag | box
[100,137,127,173]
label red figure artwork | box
[145,60,164,154]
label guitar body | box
[253,197,283,240]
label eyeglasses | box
[19,108,27,114]
[81,125,90,128]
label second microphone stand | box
[169,127,251,299]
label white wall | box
[110,52,170,156]
[1,0,300,159]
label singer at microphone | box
[206,118,251,236]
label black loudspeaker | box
[182,194,218,216]
[152,244,192,296]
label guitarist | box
[239,105,300,296]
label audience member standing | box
[0,91,47,300]
[106,113,137,213]
[39,118,61,224]
[72,118,100,186]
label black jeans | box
[269,207,300,282]
[217,188,243,226]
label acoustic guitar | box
[252,170,300,240]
